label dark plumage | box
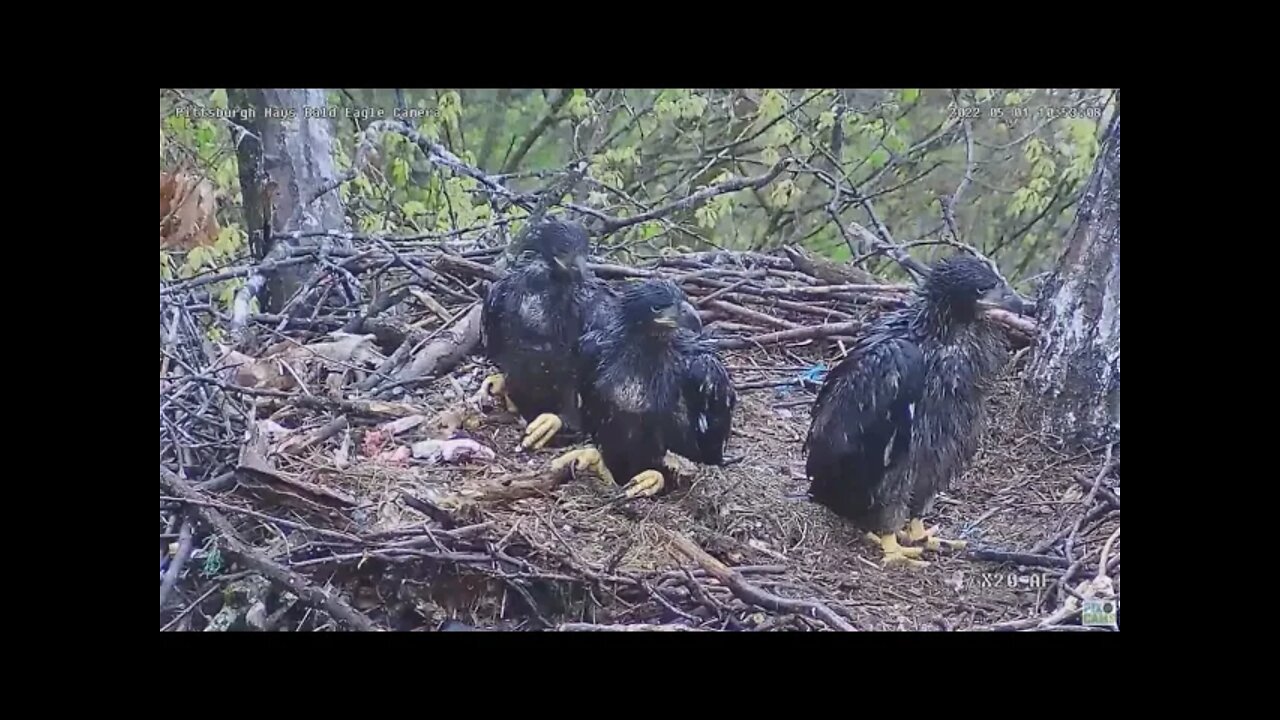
[803,255,1021,567]
[554,279,735,498]
[480,218,613,449]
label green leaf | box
[402,200,428,216]
[817,110,836,131]
[358,214,381,233]
[761,146,781,166]
[214,226,240,256]
[437,90,462,129]
[566,89,591,119]
[771,119,797,146]
[756,89,786,125]
[1033,159,1056,178]
[695,205,717,229]
[868,148,889,169]
[391,158,410,188]
[769,179,795,208]
[195,122,216,147]
[210,89,228,109]
[900,88,920,104]
[1004,91,1024,105]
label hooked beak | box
[678,300,703,332]
[654,306,680,328]
[574,254,590,277]
[979,283,1032,315]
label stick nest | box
[160,241,1118,632]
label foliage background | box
[160,88,1116,293]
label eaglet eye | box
[650,304,664,314]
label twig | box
[556,622,707,632]
[598,160,792,235]
[502,90,572,174]
[159,495,363,545]
[159,467,378,632]
[716,322,863,350]
[160,582,222,632]
[159,521,195,609]
[704,300,799,330]
[1075,460,1121,510]
[664,530,856,632]
[1096,526,1121,580]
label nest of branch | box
[160,242,1114,633]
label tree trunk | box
[228,88,347,313]
[1022,110,1120,449]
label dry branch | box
[715,322,863,350]
[159,521,195,609]
[392,303,482,385]
[664,530,856,632]
[704,300,799,330]
[159,467,378,632]
[598,160,792,234]
[782,245,881,285]
[556,622,707,632]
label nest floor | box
[164,345,1119,632]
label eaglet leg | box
[618,453,687,498]
[521,413,564,450]
[549,449,672,499]
[550,447,615,487]
[477,373,519,414]
[901,518,967,552]
[864,531,929,569]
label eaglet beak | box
[654,307,680,328]
[979,283,1032,315]
[678,300,703,332]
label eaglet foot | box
[620,470,665,499]
[520,413,563,450]
[865,532,929,569]
[900,518,967,552]
[550,447,616,487]
[476,373,519,414]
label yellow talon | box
[900,518,967,552]
[621,470,665,499]
[866,531,929,569]
[550,447,616,486]
[520,413,563,450]
[479,372,505,396]
[477,373,519,413]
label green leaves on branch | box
[695,195,734,230]
[565,89,592,120]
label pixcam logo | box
[1082,599,1118,629]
